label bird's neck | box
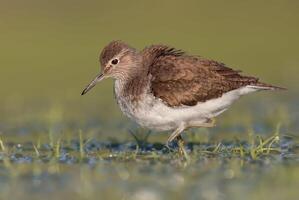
[114,68,149,104]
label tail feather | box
[248,82,287,91]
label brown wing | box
[142,45,261,107]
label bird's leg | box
[166,124,186,145]
[188,118,216,128]
[176,135,189,160]
[166,124,190,161]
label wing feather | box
[142,45,271,107]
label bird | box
[81,41,285,155]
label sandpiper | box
[82,41,285,153]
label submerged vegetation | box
[0,127,298,200]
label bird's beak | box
[81,73,105,95]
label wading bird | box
[82,41,285,156]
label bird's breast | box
[114,79,144,120]
[114,79,181,131]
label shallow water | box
[0,133,298,200]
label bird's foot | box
[176,135,190,163]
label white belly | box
[115,80,258,131]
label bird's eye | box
[111,59,119,65]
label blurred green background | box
[0,0,298,138]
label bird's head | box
[81,41,140,95]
